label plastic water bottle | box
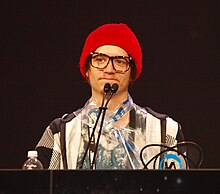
[22,150,43,170]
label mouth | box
[99,78,117,81]
[99,78,118,85]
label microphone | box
[104,83,119,107]
[90,83,119,169]
[101,83,111,107]
[111,83,119,92]
[79,83,111,169]
[104,83,111,93]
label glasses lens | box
[91,54,109,69]
[113,57,130,71]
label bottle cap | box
[27,150,38,158]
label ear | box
[129,78,134,86]
[85,71,90,85]
[85,71,89,78]
[129,70,134,82]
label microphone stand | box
[79,83,111,169]
[90,83,118,169]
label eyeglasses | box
[89,52,132,73]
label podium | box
[0,169,219,194]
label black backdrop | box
[2,0,220,169]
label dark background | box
[2,0,220,169]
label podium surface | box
[0,169,219,194]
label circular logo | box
[159,153,183,169]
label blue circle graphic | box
[159,153,183,169]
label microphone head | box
[103,83,111,94]
[111,83,119,94]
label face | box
[86,45,132,99]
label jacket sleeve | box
[35,113,76,169]
[35,118,63,169]
[35,127,55,169]
[176,123,184,142]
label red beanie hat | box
[79,23,142,81]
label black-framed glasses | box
[89,52,132,73]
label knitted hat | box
[79,23,142,81]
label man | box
[36,23,184,169]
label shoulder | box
[145,107,168,120]
[49,112,77,134]
[133,103,168,120]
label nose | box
[103,59,115,73]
